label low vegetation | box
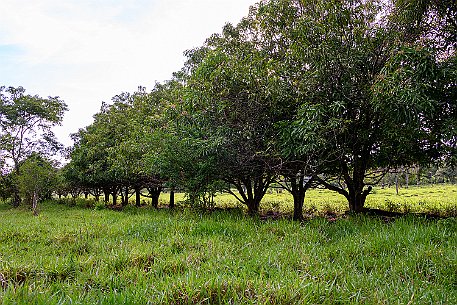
[0,186,456,304]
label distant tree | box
[67,104,122,205]
[132,82,185,208]
[0,86,67,206]
[54,168,70,200]
[17,154,57,215]
[0,171,15,203]
[67,87,173,208]
[107,88,168,207]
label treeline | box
[1,0,456,219]
[381,166,457,189]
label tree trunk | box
[348,192,363,213]
[122,186,129,206]
[135,187,141,207]
[12,165,21,207]
[103,188,110,203]
[169,189,175,209]
[84,192,89,199]
[292,192,305,220]
[229,176,273,216]
[347,154,372,213]
[317,164,371,214]
[346,185,372,213]
[32,191,38,216]
[395,174,399,195]
[289,174,314,221]
[246,198,261,216]
[112,190,117,205]
[150,188,161,208]
[12,188,21,207]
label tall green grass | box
[1,198,456,304]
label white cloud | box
[0,0,257,146]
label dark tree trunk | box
[346,156,372,213]
[346,176,372,213]
[245,196,261,216]
[121,186,129,206]
[12,165,21,207]
[148,187,162,208]
[151,192,160,208]
[318,159,371,213]
[120,188,125,205]
[84,192,89,199]
[289,174,314,221]
[229,176,273,216]
[103,188,110,203]
[12,194,21,207]
[169,189,175,209]
[347,188,370,213]
[112,190,117,205]
[292,175,305,221]
[135,187,141,207]
[292,192,305,220]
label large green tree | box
[237,0,327,220]
[263,0,457,212]
[182,21,290,215]
[0,86,67,206]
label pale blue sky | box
[0,0,257,146]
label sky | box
[0,0,257,147]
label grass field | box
[0,185,456,304]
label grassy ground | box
[0,186,456,304]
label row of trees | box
[2,0,456,219]
[62,0,456,219]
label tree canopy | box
[0,86,67,206]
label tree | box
[0,86,67,206]
[107,87,169,208]
[238,1,328,220]
[17,154,57,215]
[136,81,188,209]
[181,22,289,215]
[54,168,70,200]
[67,102,125,206]
[0,171,15,203]
[247,0,456,212]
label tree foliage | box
[0,86,67,206]
[17,153,57,215]
[60,0,456,216]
